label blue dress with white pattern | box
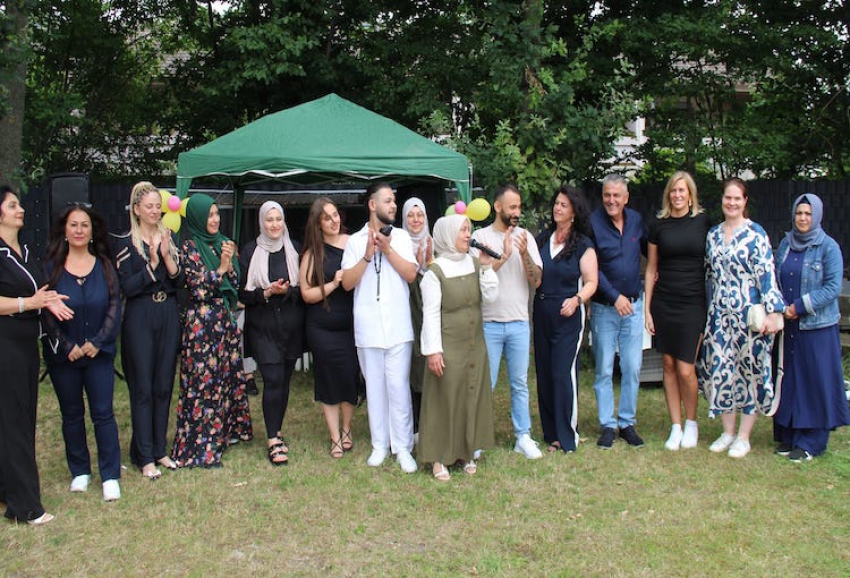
[697,220,785,416]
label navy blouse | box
[42,258,122,365]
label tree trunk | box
[0,2,28,186]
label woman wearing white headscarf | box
[238,201,305,466]
[401,197,433,436]
[773,193,849,461]
[418,214,498,481]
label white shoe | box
[681,420,699,449]
[709,433,736,453]
[396,450,418,474]
[514,434,543,460]
[473,449,483,460]
[102,479,121,501]
[366,448,389,467]
[664,425,683,451]
[69,474,91,492]
[727,438,751,459]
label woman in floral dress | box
[698,178,784,459]
[171,194,252,467]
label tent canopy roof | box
[176,93,470,200]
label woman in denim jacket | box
[774,193,850,461]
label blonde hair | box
[128,181,179,262]
[658,171,703,219]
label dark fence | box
[19,178,850,273]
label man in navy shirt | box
[589,174,647,449]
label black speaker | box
[48,172,90,224]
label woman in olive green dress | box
[418,214,498,481]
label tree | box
[0,0,32,186]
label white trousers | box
[357,342,414,454]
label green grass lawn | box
[3,354,849,577]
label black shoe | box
[775,443,792,456]
[597,427,616,449]
[788,448,812,462]
[619,425,644,447]
[246,377,259,396]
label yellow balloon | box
[180,197,189,217]
[444,205,456,216]
[466,197,491,221]
[159,189,171,207]
[162,211,182,233]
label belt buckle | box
[152,291,167,303]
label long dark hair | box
[543,183,590,260]
[302,197,338,309]
[45,204,117,295]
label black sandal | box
[341,429,353,452]
[267,442,288,466]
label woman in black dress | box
[239,201,304,466]
[299,198,359,458]
[114,181,182,479]
[644,171,711,450]
[533,184,598,453]
[0,185,71,525]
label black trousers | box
[0,317,45,522]
[259,360,297,439]
[122,296,180,467]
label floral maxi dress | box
[171,240,253,467]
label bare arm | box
[644,242,658,335]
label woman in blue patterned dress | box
[698,178,785,459]
[171,194,252,467]
[774,193,850,461]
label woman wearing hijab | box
[239,201,304,466]
[774,193,850,461]
[401,197,433,437]
[171,194,252,468]
[418,214,498,481]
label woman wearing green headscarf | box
[171,194,253,468]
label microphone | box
[470,238,502,260]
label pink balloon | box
[167,195,181,212]
[454,201,467,214]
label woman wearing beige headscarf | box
[238,201,305,466]
[418,214,498,481]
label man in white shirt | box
[471,184,544,459]
[342,182,419,473]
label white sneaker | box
[396,450,418,474]
[727,438,751,459]
[709,433,736,453]
[102,479,121,501]
[514,434,543,460]
[473,449,483,460]
[366,448,389,467]
[69,474,91,492]
[681,420,699,449]
[664,425,683,451]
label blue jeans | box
[49,354,121,481]
[590,300,644,430]
[483,320,532,437]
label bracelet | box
[385,246,394,256]
[18,297,25,313]
[575,294,583,306]
[363,255,372,263]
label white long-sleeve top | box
[420,254,499,356]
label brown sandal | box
[330,439,344,459]
[341,429,353,452]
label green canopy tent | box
[176,93,471,240]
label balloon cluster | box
[445,197,491,221]
[160,190,189,233]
